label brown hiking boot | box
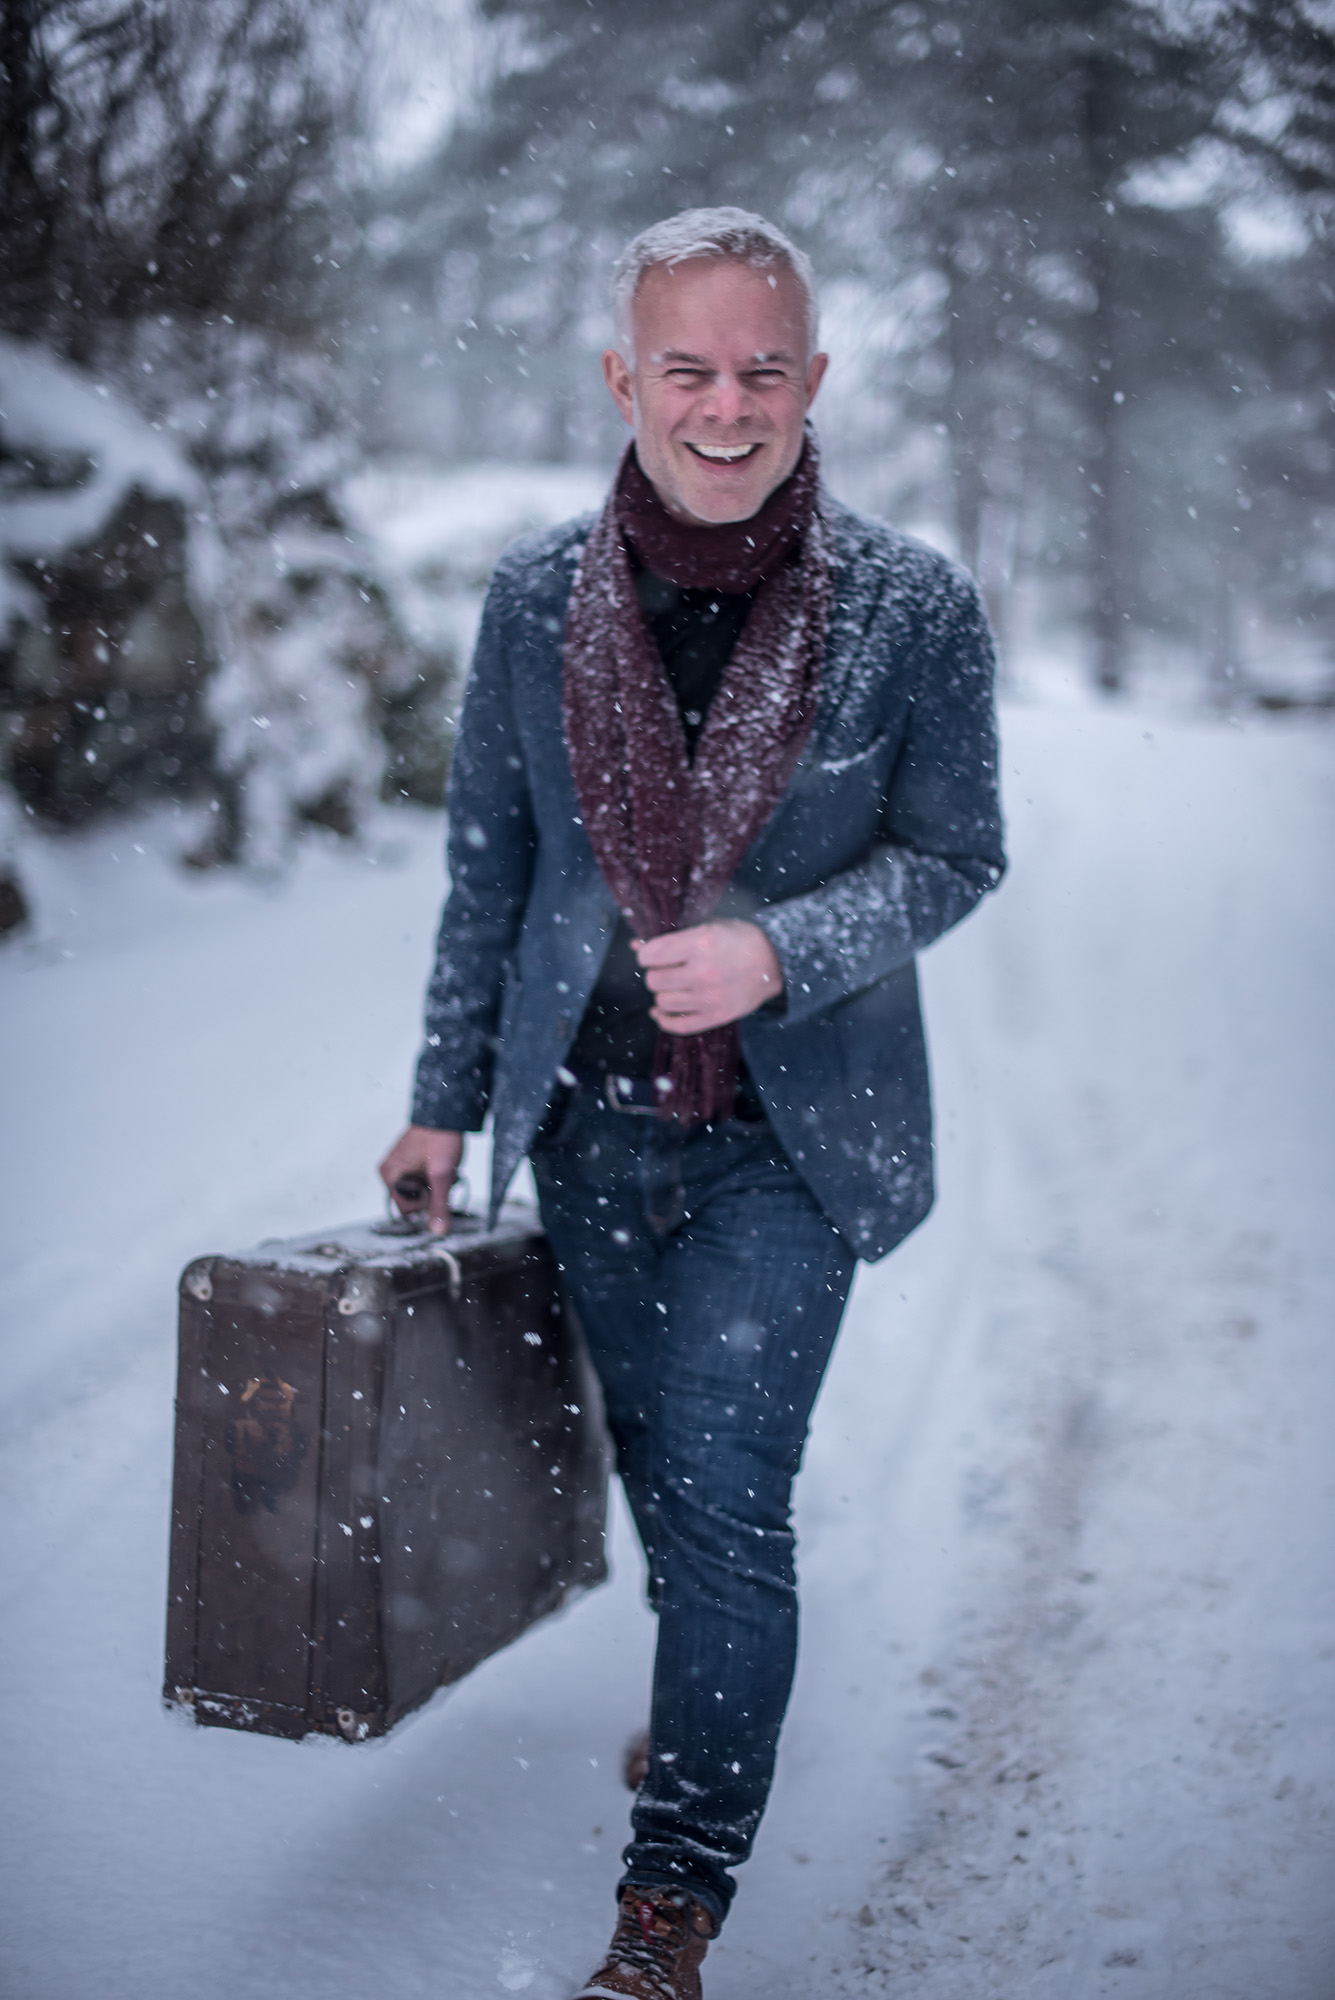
[622,1726,650,1792]
[573,1884,716,2000]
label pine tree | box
[364,0,1325,694]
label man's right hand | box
[378,1126,465,1236]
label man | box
[379,207,1004,1999]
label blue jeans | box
[531,1086,857,1927]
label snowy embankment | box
[1,702,1331,2000]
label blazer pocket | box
[812,723,896,776]
[785,722,898,797]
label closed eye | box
[662,366,794,387]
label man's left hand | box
[634,919,784,1035]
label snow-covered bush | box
[204,564,389,873]
[1,331,453,873]
[343,458,609,648]
[0,0,446,876]
[0,338,218,939]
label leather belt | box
[574,1071,765,1124]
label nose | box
[699,370,754,426]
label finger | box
[381,1157,419,1213]
[648,991,706,1020]
[427,1166,454,1237]
[633,933,693,969]
[392,1168,431,1214]
[641,964,700,998]
[651,1003,718,1034]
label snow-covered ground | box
[1,697,1331,1999]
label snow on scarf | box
[562,431,833,1125]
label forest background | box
[1,0,1332,910]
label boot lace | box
[613,1892,702,1995]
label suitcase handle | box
[374,1170,472,1237]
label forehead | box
[632,256,807,357]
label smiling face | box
[602,255,828,526]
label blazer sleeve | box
[752,565,1006,1025]
[410,563,538,1130]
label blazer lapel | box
[789,501,888,774]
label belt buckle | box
[603,1074,657,1117]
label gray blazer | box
[412,496,1005,1262]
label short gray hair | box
[610,206,819,360]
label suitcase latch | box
[337,1279,381,1317]
[183,1263,213,1303]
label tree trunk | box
[947,263,990,577]
[1086,359,1126,695]
[0,0,56,338]
[1205,553,1240,704]
[1082,48,1129,695]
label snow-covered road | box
[2,701,1331,1998]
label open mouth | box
[685,442,762,464]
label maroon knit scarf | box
[563,432,833,1125]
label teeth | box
[690,443,758,462]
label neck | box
[616,433,820,594]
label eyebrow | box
[657,348,798,366]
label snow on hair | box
[610,207,819,359]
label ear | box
[602,348,635,426]
[804,351,830,409]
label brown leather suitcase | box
[164,1205,609,1741]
